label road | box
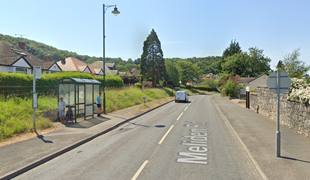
[15,95,262,180]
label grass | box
[0,87,216,141]
[0,96,54,141]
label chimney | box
[45,56,50,62]
[18,42,26,51]
[61,58,66,64]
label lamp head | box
[112,7,120,16]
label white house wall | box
[83,67,91,73]
[27,68,32,74]
[0,66,9,73]
[49,64,61,72]
[250,75,268,90]
[12,57,31,68]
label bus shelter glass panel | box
[85,84,93,118]
[78,84,84,114]
[59,84,74,106]
[93,85,99,113]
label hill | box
[0,34,220,74]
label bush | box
[134,83,142,89]
[192,85,217,91]
[251,89,257,93]
[237,84,244,87]
[221,79,237,97]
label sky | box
[1,0,310,69]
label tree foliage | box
[177,61,202,85]
[140,29,167,86]
[165,60,180,86]
[282,48,310,78]
[165,56,220,75]
[216,40,242,73]
[276,60,285,71]
[221,47,271,77]
[0,34,140,72]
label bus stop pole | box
[33,71,37,133]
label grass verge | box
[0,87,216,142]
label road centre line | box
[176,112,183,121]
[158,125,174,144]
[131,160,149,180]
[184,106,188,111]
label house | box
[130,68,140,77]
[238,74,268,95]
[89,61,118,75]
[106,63,116,70]
[238,77,255,86]
[56,57,103,76]
[0,40,61,74]
[247,74,268,90]
[202,73,217,80]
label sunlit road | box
[15,95,261,180]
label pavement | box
[1,95,310,180]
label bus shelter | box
[58,78,101,123]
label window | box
[15,67,27,74]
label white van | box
[175,91,189,103]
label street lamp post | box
[103,4,120,114]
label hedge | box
[191,85,218,91]
[0,72,124,87]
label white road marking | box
[211,97,268,180]
[184,106,188,111]
[176,112,183,121]
[131,160,149,180]
[158,125,174,144]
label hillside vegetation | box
[0,34,220,75]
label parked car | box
[175,91,189,103]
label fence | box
[0,86,58,98]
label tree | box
[216,40,242,73]
[140,29,166,86]
[221,52,249,77]
[221,47,271,77]
[165,60,180,86]
[247,47,271,76]
[283,48,310,78]
[86,56,100,64]
[276,60,285,71]
[177,61,201,85]
[116,65,128,72]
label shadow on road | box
[280,156,310,164]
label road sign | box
[267,70,291,94]
[143,96,146,99]
[266,69,291,157]
[34,66,42,79]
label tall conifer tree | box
[140,29,166,86]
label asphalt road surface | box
[15,95,262,180]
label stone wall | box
[250,85,310,138]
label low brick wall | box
[250,85,310,137]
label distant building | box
[0,41,61,74]
[56,57,103,76]
[89,61,118,75]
